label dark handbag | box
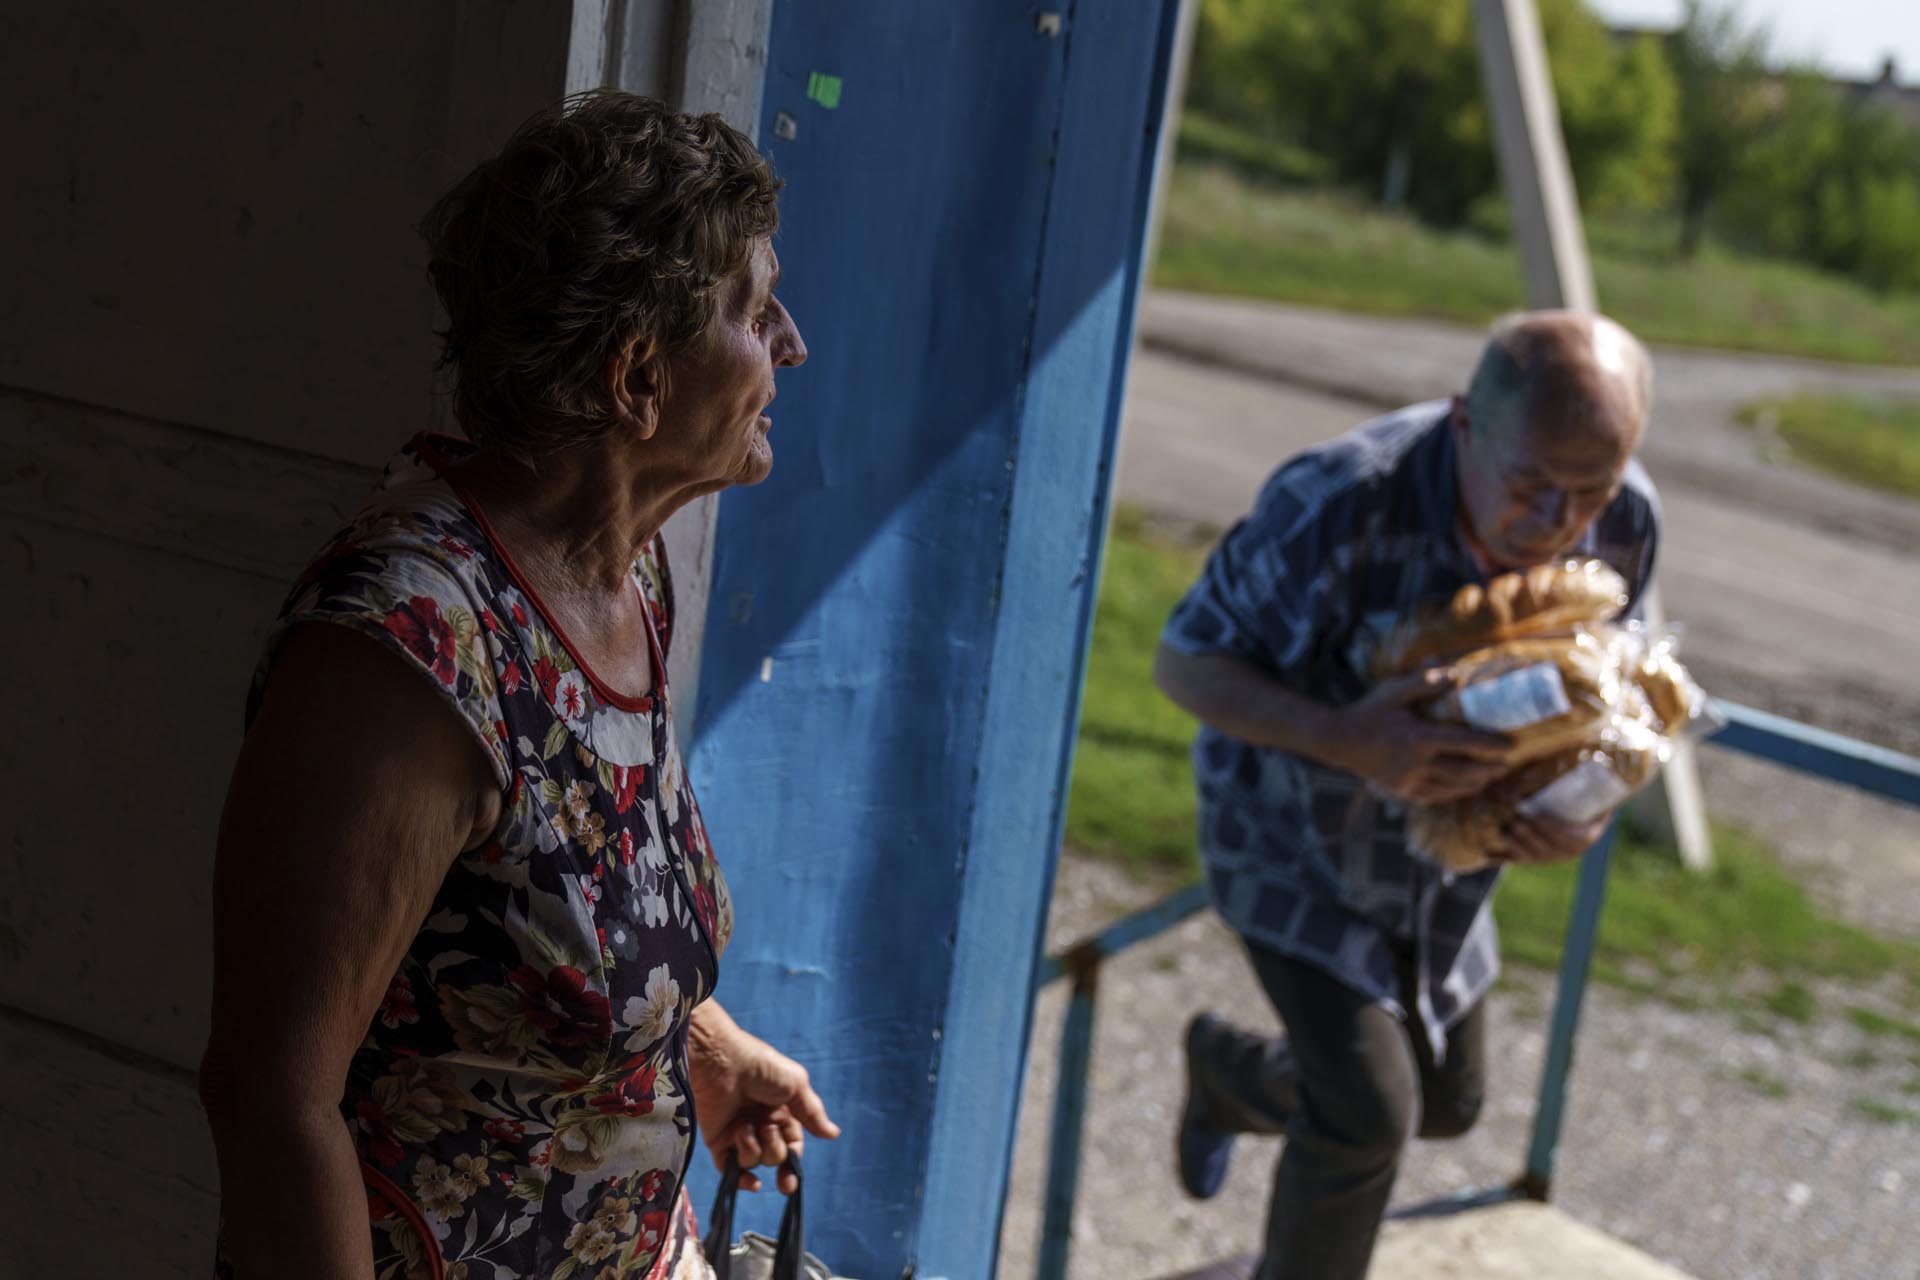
[702,1153,842,1280]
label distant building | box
[1606,25,1920,131]
[1841,57,1920,130]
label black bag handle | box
[773,1152,805,1280]
[703,1155,743,1277]
[703,1152,807,1280]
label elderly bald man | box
[1155,311,1659,1280]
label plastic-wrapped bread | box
[1630,637,1708,736]
[1408,713,1666,873]
[1374,559,1629,677]
[1419,630,1624,767]
[1375,560,1711,872]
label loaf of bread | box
[1379,561,1707,872]
[1631,643,1706,736]
[1374,559,1628,676]
[1409,723,1664,873]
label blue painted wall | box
[688,5,1181,1277]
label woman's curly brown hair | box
[422,91,781,463]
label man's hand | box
[687,1003,839,1193]
[1325,667,1513,803]
[1492,810,1611,866]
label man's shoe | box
[1178,1013,1235,1200]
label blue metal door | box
[688,5,1183,1277]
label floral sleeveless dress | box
[220,432,733,1280]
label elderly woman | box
[199,92,834,1280]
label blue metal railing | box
[1030,700,1920,1279]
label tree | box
[1187,0,1677,226]
[1667,0,1773,256]
[1712,68,1920,291]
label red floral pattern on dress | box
[508,964,613,1048]
[223,433,730,1280]
[590,1065,659,1118]
[378,973,420,1029]
[382,595,459,686]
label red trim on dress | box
[411,431,665,714]
[360,1159,446,1280]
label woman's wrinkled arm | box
[199,624,499,1278]
[686,1000,839,1194]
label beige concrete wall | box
[0,3,591,1271]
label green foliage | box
[1157,162,1920,366]
[1666,0,1774,254]
[1189,0,1677,224]
[1177,110,1332,188]
[1187,0,1920,298]
[1711,69,1920,291]
[1736,395,1920,497]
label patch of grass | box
[1733,1066,1790,1099]
[1845,1006,1920,1045]
[1063,510,1208,875]
[1154,160,1920,367]
[1736,395,1920,498]
[1762,980,1819,1023]
[1175,111,1332,190]
[1834,1046,1881,1072]
[1495,828,1920,1007]
[1066,511,1920,1025]
[1849,1096,1920,1126]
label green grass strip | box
[1154,161,1920,367]
[1737,394,1920,498]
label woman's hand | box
[687,1002,840,1193]
[1492,810,1612,865]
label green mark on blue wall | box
[807,72,843,110]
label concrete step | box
[1152,1202,1697,1280]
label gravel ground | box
[995,854,1920,1280]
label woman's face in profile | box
[653,237,807,490]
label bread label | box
[1456,662,1572,732]
[1518,758,1633,824]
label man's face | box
[1452,396,1640,571]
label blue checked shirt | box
[1162,402,1660,1055]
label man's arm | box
[1151,644,1511,804]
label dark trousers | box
[1190,945,1488,1280]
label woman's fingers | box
[791,1083,841,1139]
[734,1122,763,1167]
[758,1121,789,1169]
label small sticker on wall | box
[807,72,843,110]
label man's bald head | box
[1463,310,1651,451]
[1451,311,1652,570]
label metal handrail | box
[1029,701,1920,1279]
